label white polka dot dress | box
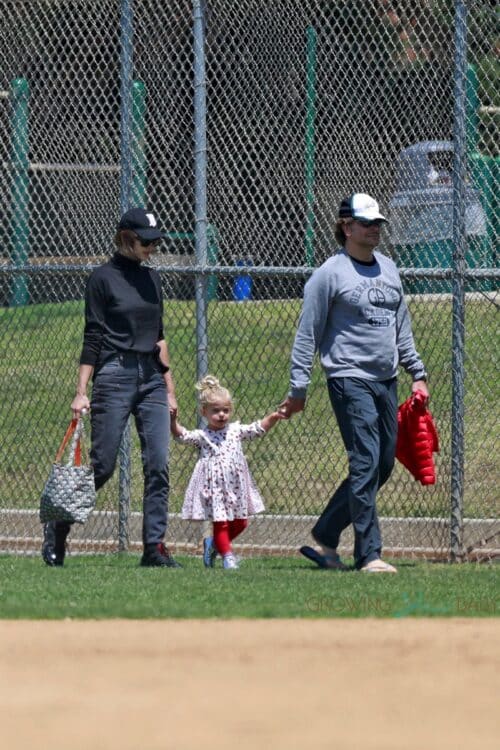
[176,421,266,521]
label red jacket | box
[396,391,439,485]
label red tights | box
[213,519,248,555]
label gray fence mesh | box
[0,0,498,561]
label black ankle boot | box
[42,521,71,566]
[140,542,182,568]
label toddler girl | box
[171,375,283,569]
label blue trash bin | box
[233,259,253,301]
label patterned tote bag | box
[40,417,96,524]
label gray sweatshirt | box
[289,249,427,398]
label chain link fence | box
[0,0,498,561]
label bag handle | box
[55,419,78,463]
[55,418,88,466]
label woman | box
[42,207,181,568]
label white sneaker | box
[222,553,239,570]
[361,559,398,573]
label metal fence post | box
[193,0,209,388]
[117,0,134,552]
[207,223,219,300]
[131,80,147,206]
[450,0,467,562]
[9,77,30,307]
[119,0,133,211]
[305,26,316,267]
[466,62,479,155]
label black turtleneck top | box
[80,253,165,369]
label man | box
[279,193,429,573]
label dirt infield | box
[1,619,498,750]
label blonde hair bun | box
[196,374,232,407]
[195,375,221,392]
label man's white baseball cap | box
[338,193,388,222]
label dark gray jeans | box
[90,352,170,545]
[312,377,398,569]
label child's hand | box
[170,417,183,437]
[261,411,286,432]
[271,410,287,421]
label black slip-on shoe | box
[140,543,182,568]
[299,545,347,570]
[42,522,71,567]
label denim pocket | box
[96,355,122,375]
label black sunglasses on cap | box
[355,218,385,228]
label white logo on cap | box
[146,213,157,227]
[351,193,386,221]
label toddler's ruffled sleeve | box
[237,420,266,441]
[174,427,204,447]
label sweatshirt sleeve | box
[395,296,427,381]
[289,264,333,398]
[79,272,107,366]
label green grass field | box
[0,295,498,521]
[1,295,497,621]
[0,554,497,619]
